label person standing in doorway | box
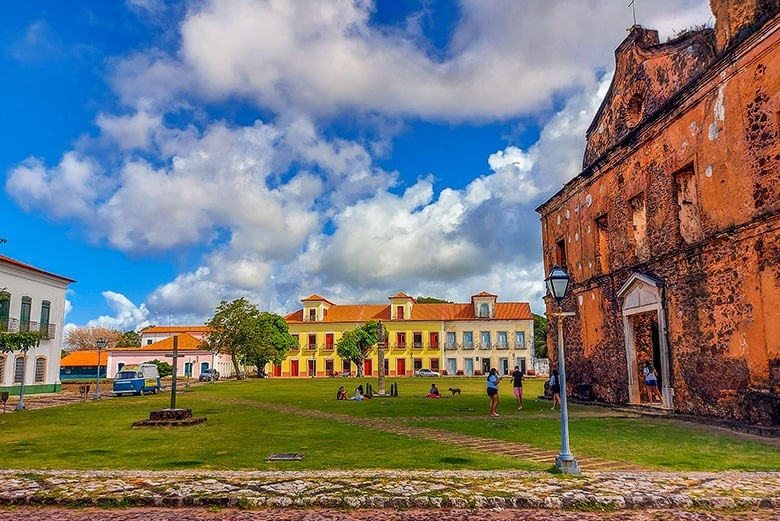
[511,365,524,410]
[643,361,663,403]
[487,368,501,417]
[550,369,561,410]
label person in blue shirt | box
[486,368,501,417]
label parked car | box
[199,368,220,382]
[415,368,440,377]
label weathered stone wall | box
[710,0,780,52]
[539,4,780,425]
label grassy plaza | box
[1,377,778,472]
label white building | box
[0,254,74,395]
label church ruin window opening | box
[555,239,567,270]
[629,194,649,261]
[674,163,703,244]
[595,214,610,275]
[626,92,644,127]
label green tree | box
[533,313,548,358]
[204,298,261,380]
[415,296,453,303]
[336,320,379,377]
[116,330,142,347]
[245,312,297,376]
[0,330,44,353]
[1,330,44,410]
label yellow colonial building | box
[276,292,534,378]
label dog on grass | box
[448,387,461,397]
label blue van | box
[112,363,161,396]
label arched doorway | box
[617,273,673,409]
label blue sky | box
[1,0,712,332]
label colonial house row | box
[0,254,73,395]
[278,292,534,378]
[537,0,779,425]
[60,330,233,381]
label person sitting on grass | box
[336,386,348,400]
[427,383,441,398]
[350,384,370,400]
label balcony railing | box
[514,342,526,349]
[412,342,423,349]
[0,318,56,339]
[444,343,458,350]
[429,343,440,350]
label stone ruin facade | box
[536,0,780,427]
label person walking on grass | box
[549,369,561,410]
[511,365,524,410]
[487,368,501,417]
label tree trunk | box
[231,353,243,380]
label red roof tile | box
[60,350,107,366]
[301,294,335,305]
[284,301,533,323]
[112,334,206,352]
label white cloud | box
[85,291,152,331]
[6,152,108,220]
[8,0,714,326]
[154,0,711,121]
[96,111,162,150]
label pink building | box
[107,333,233,379]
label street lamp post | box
[545,265,580,474]
[94,338,107,399]
[376,321,386,396]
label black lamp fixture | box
[545,265,571,305]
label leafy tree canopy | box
[415,296,453,303]
[336,320,379,377]
[205,298,260,380]
[116,330,142,347]
[245,312,297,376]
[0,331,44,353]
[204,298,296,379]
[533,313,548,358]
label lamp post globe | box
[94,338,107,399]
[545,265,571,305]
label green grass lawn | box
[1,377,777,472]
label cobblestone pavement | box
[1,470,778,513]
[1,507,779,520]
